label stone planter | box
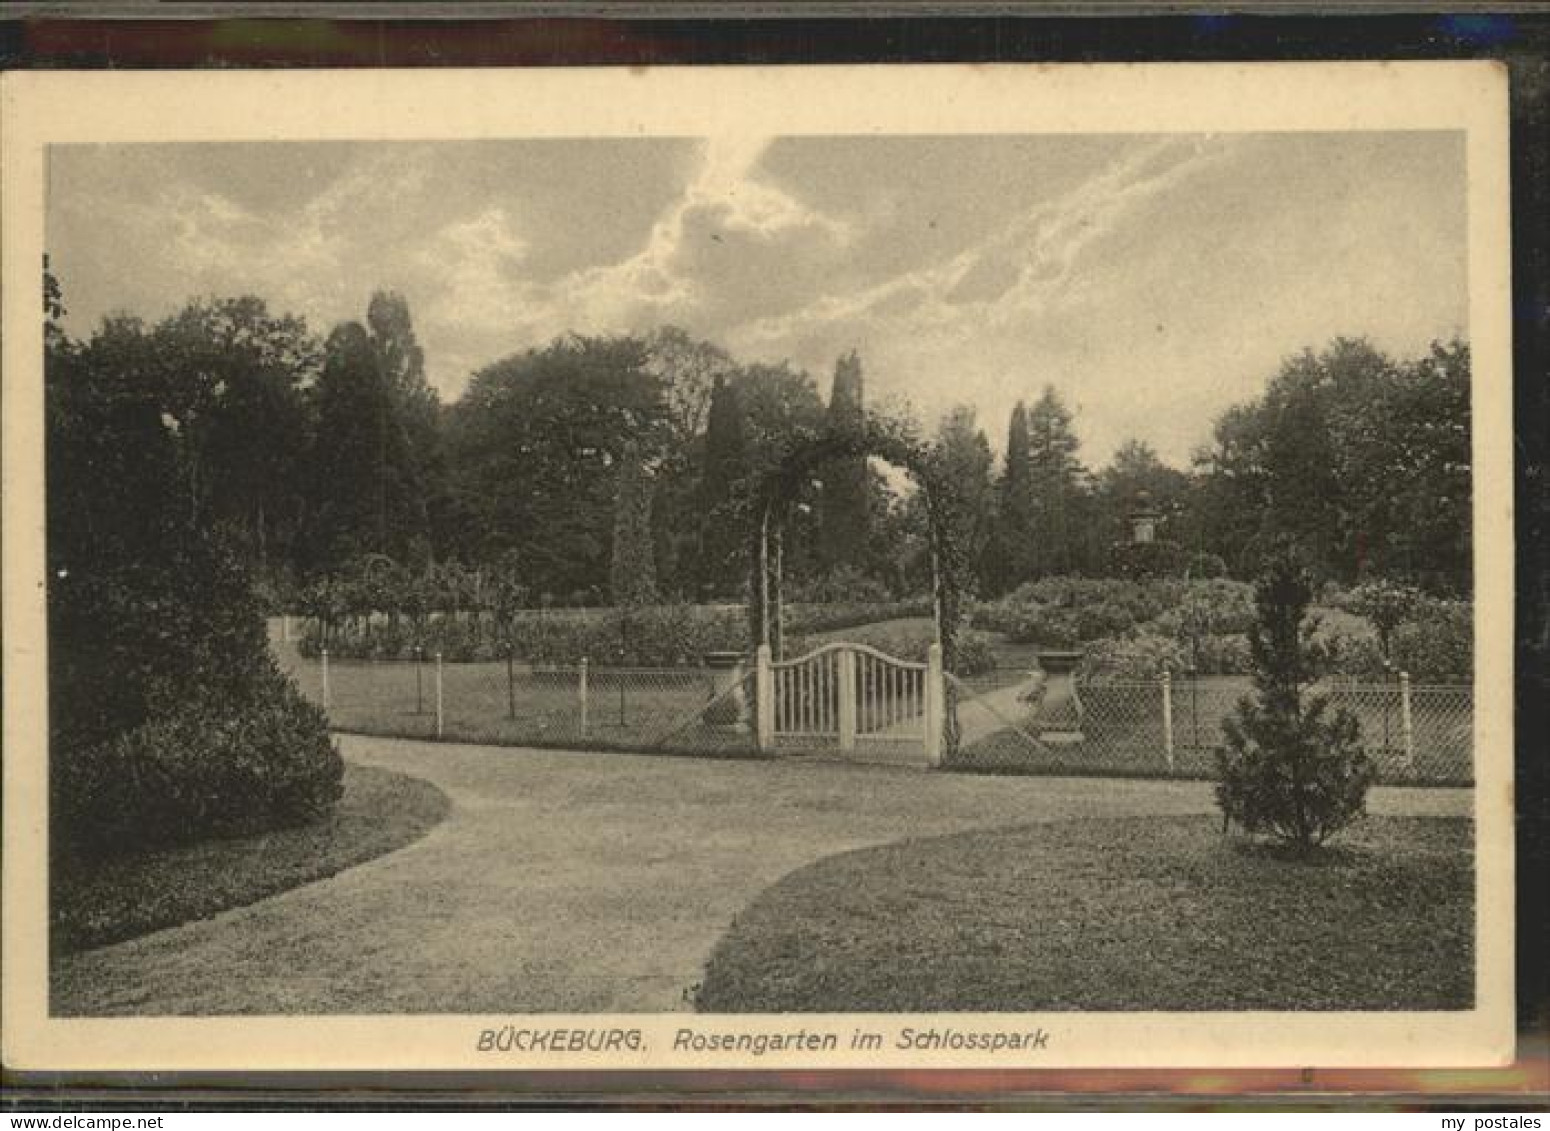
[702,650,749,728]
[1034,649,1085,740]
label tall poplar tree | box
[366,291,440,565]
[610,440,658,608]
[992,400,1037,591]
[817,350,871,573]
[935,405,997,591]
[695,374,750,597]
[308,322,383,570]
[1025,385,1086,575]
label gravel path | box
[52,736,1470,1016]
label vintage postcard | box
[1,62,1514,1074]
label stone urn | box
[1033,649,1085,741]
[702,650,749,728]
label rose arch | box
[742,414,970,756]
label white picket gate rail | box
[754,641,943,764]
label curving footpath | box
[51,736,1470,1016]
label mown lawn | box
[52,763,450,955]
[695,814,1473,1012]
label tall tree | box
[1193,400,1272,576]
[301,295,441,575]
[1193,336,1468,589]
[933,405,997,592]
[1024,384,1087,575]
[1095,439,1195,559]
[44,254,66,349]
[643,327,738,595]
[1333,339,1471,590]
[817,350,871,573]
[148,297,319,582]
[444,334,667,601]
[610,440,658,607]
[645,325,737,449]
[366,291,440,565]
[991,399,1037,591]
[694,374,750,597]
[308,322,385,570]
[730,360,828,582]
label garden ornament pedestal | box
[1034,649,1085,743]
[702,650,749,728]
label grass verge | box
[52,762,451,955]
[695,814,1472,1012]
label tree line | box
[45,263,1473,613]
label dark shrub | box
[1081,633,1187,682]
[950,633,998,678]
[973,577,1192,648]
[1189,632,1252,676]
[48,315,341,858]
[1391,600,1472,682]
[1338,580,1423,661]
[1008,605,1085,648]
[1321,629,1388,679]
[1317,598,1470,682]
[1147,579,1257,638]
[1215,551,1376,854]
[53,660,342,858]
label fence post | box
[755,644,774,752]
[924,643,944,767]
[1161,668,1175,774]
[578,658,590,739]
[435,652,444,739]
[321,647,330,713]
[837,647,857,752]
[1399,670,1415,773]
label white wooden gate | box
[754,641,944,764]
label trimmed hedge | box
[297,599,937,665]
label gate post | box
[924,643,944,766]
[755,643,775,752]
[1399,670,1415,773]
[435,651,444,739]
[838,647,857,751]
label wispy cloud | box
[731,135,1229,354]
[49,133,1465,464]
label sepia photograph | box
[1,63,1514,1072]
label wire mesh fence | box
[289,651,765,759]
[280,634,1472,785]
[946,670,1473,785]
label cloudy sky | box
[47,131,1465,465]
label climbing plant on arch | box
[743,411,973,756]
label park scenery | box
[45,134,1474,1017]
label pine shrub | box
[1215,551,1376,854]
